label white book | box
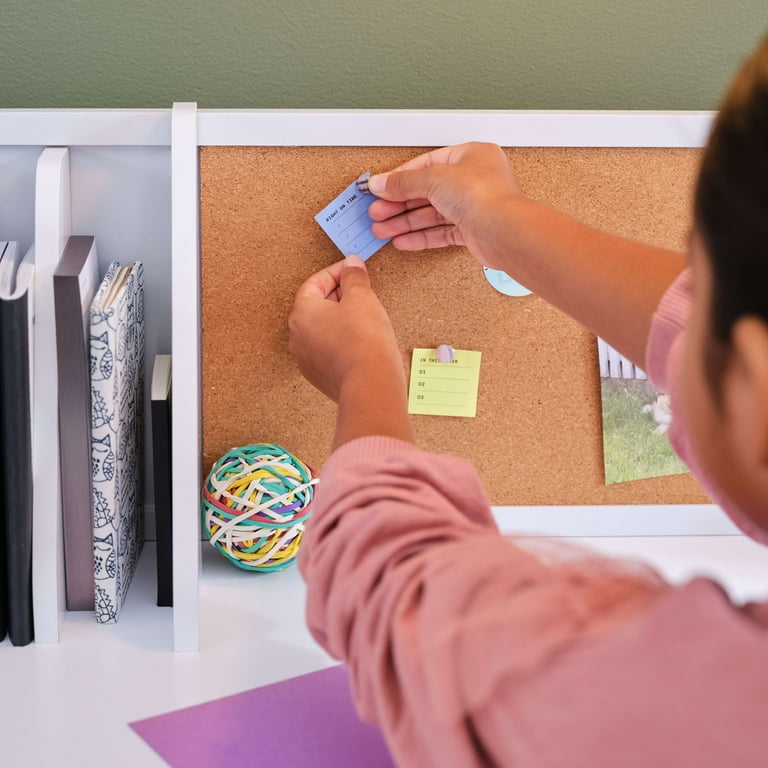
[89,260,145,623]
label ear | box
[728,316,768,467]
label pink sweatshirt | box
[299,269,768,767]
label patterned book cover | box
[89,261,145,624]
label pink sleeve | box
[296,276,768,765]
[645,268,768,545]
[299,437,679,766]
[645,268,693,395]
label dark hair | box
[694,35,768,349]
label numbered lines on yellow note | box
[408,348,482,418]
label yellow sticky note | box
[408,348,482,418]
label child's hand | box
[367,142,521,271]
[289,255,404,404]
[367,142,689,370]
[290,255,414,447]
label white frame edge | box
[492,504,738,537]
[196,109,715,148]
[171,103,202,652]
[1,109,715,148]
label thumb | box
[367,168,431,202]
[340,254,371,295]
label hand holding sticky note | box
[408,348,482,418]
[315,173,391,261]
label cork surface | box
[200,146,709,506]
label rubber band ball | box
[202,443,318,572]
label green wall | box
[2,1,767,109]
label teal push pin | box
[483,266,532,297]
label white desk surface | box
[2,536,768,767]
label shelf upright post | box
[32,147,72,643]
[171,102,202,651]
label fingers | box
[339,254,371,296]
[294,260,345,303]
[366,149,456,203]
[367,166,435,203]
[391,225,465,252]
[366,143,492,201]
[376,146,459,177]
[367,196,431,222]
[371,203,450,240]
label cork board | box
[200,146,709,506]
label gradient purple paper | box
[129,664,395,768]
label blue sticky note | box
[315,179,391,261]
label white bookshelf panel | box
[32,147,72,643]
[170,103,202,652]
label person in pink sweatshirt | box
[289,35,768,767]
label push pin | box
[435,344,455,363]
[356,170,372,194]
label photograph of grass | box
[600,376,688,485]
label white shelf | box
[0,107,726,653]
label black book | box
[54,236,100,610]
[151,354,173,607]
[0,241,10,643]
[0,241,35,645]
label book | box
[150,354,173,607]
[0,241,36,645]
[54,235,100,611]
[0,241,9,643]
[90,261,145,623]
[130,664,395,768]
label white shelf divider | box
[31,147,71,643]
[170,103,202,651]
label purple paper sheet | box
[129,664,395,768]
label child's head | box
[683,34,768,527]
[695,34,768,347]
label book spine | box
[134,264,146,563]
[151,395,172,606]
[54,272,95,611]
[90,263,122,624]
[118,265,144,613]
[0,294,35,645]
[0,363,7,642]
